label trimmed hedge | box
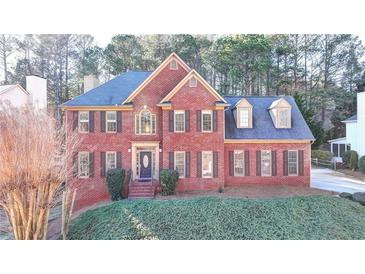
[106,168,125,201]
[359,156,365,174]
[311,150,333,161]
[159,169,179,196]
[68,196,365,240]
[344,150,358,170]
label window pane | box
[234,151,244,176]
[175,112,185,132]
[239,109,249,127]
[106,152,116,171]
[107,121,116,132]
[79,153,89,177]
[79,112,89,121]
[80,121,89,132]
[202,152,213,177]
[288,151,298,175]
[106,111,116,121]
[202,112,212,131]
[261,150,271,176]
[278,110,288,127]
[175,152,185,177]
[141,110,151,134]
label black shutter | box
[299,150,304,176]
[72,152,78,177]
[89,111,94,132]
[117,152,122,169]
[185,110,190,132]
[72,111,78,131]
[256,151,261,176]
[117,111,122,132]
[196,110,201,132]
[229,151,234,176]
[89,152,94,177]
[169,110,174,132]
[245,151,250,176]
[271,151,277,176]
[213,151,218,177]
[100,152,106,177]
[283,150,288,176]
[213,110,218,132]
[185,152,191,178]
[100,111,106,132]
[197,152,202,178]
[169,152,174,170]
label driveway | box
[311,168,365,193]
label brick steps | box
[128,183,155,199]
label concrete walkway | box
[311,168,365,193]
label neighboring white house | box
[329,91,365,160]
[0,75,47,109]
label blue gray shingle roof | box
[224,96,315,140]
[63,71,152,106]
[343,114,357,122]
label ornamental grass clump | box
[0,103,78,240]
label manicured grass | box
[68,196,365,240]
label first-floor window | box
[288,150,298,176]
[106,111,117,132]
[78,152,89,178]
[106,152,116,171]
[79,111,89,133]
[202,151,213,178]
[234,150,244,176]
[261,150,271,176]
[174,151,185,178]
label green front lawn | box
[68,196,365,240]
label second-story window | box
[174,110,185,132]
[135,109,156,135]
[79,111,89,133]
[202,110,212,132]
[106,111,117,133]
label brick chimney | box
[84,75,99,93]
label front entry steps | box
[128,182,155,199]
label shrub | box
[339,192,353,200]
[352,192,365,206]
[358,156,365,174]
[311,150,333,161]
[106,168,125,201]
[160,169,179,196]
[347,150,358,170]
[218,186,224,193]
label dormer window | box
[268,98,292,129]
[189,77,197,87]
[170,59,178,70]
[234,98,253,128]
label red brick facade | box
[65,54,312,211]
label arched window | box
[135,109,156,135]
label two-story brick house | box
[63,53,314,210]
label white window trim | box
[174,110,185,132]
[261,150,272,177]
[277,108,290,128]
[234,150,245,177]
[106,151,117,172]
[78,111,89,133]
[189,77,197,87]
[288,150,299,176]
[202,110,213,133]
[202,151,213,178]
[238,108,250,128]
[170,59,178,70]
[174,151,186,178]
[106,111,117,133]
[135,109,156,135]
[78,151,89,179]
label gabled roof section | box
[62,71,152,107]
[122,52,191,104]
[342,114,357,123]
[268,98,291,109]
[160,69,227,104]
[224,96,314,140]
[0,84,29,96]
[234,98,252,109]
